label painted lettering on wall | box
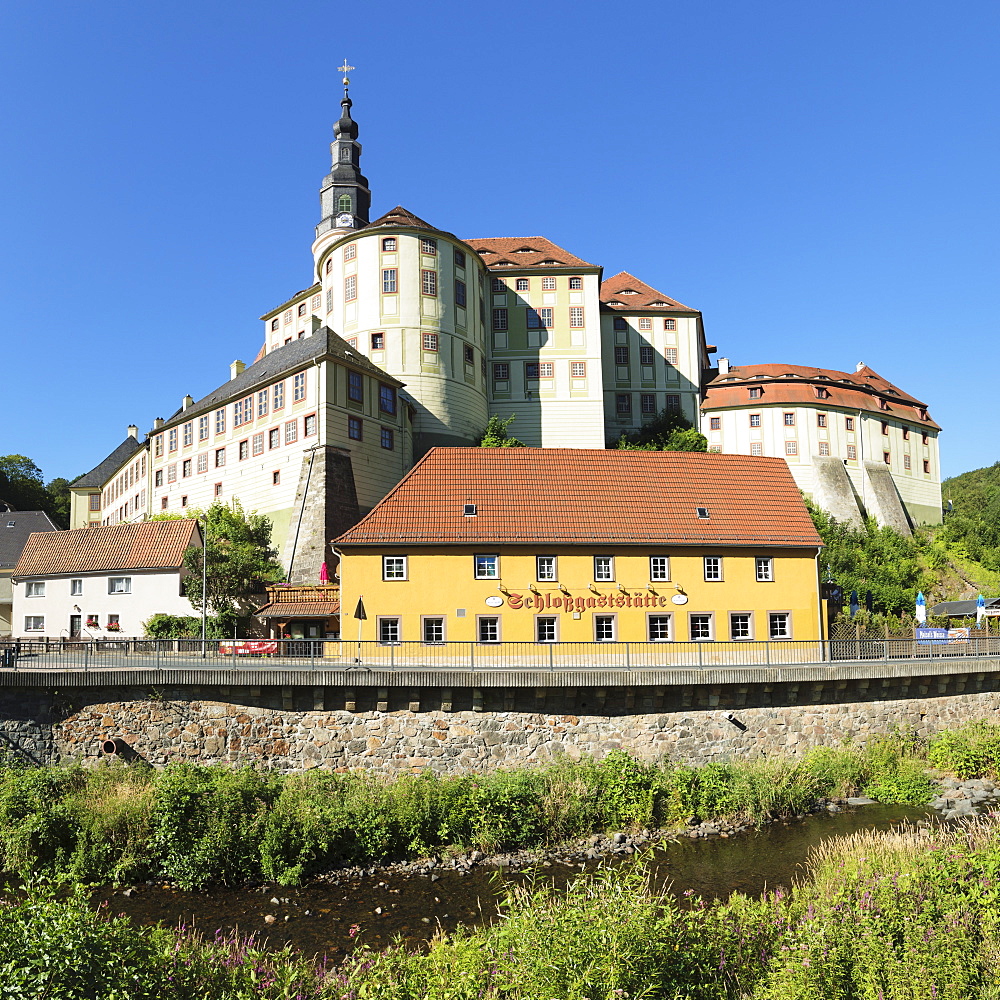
[505,592,671,612]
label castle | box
[69,71,942,581]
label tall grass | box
[0,730,954,889]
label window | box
[383,556,407,580]
[237,440,249,461]
[325,258,334,274]
[70,579,82,596]
[704,556,722,581]
[664,318,676,330]
[474,554,499,579]
[749,413,761,427]
[285,420,298,445]
[847,444,857,461]
[348,416,362,440]
[594,616,616,642]
[420,238,437,255]
[616,394,632,414]
[879,398,890,411]
[881,421,889,435]
[594,555,614,581]
[493,363,509,380]
[422,617,445,644]
[814,386,830,399]
[464,345,474,365]
[344,243,356,261]
[273,383,284,410]
[382,237,396,251]
[818,442,830,456]
[198,415,209,440]
[571,361,586,378]
[768,612,791,639]
[168,428,178,452]
[382,268,397,294]
[478,616,500,643]
[182,458,192,477]
[689,614,713,640]
[26,581,45,597]
[845,417,855,431]
[24,616,44,632]
[785,441,798,456]
[368,332,384,352]
[233,398,246,427]
[649,556,670,580]
[161,497,168,509]
[423,333,438,352]
[883,451,891,464]
[271,318,280,331]
[922,432,929,445]
[748,387,762,399]
[709,417,721,430]
[326,289,334,312]
[525,362,553,378]
[903,454,912,470]
[338,194,352,213]
[783,412,795,426]
[304,414,317,437]
[641,394,656,414]
[312,293,321,309]
[293,372,306,401]
[750,442,763,455]
[816,413,828,428]
[924,460,931,474]
[154,436,163,457]
[536,555,557,581]
[536,617,558,643]
[755,557,773,582]
[455,280,467,306]
[108,577,131,594]
[252,433,265,456]
[569,306,584,327]
[664,348,678,364]
[154,470,163,486]
[535,275,554,291]
[182,422,193,447]
[532,307,553,328]
[454,249,466,268]
[421,270,437,296]
[902,427,910,441]
[491,278,505,292]
[378,618,401,644]
[214,482,223,497]
[639,345,654,365]
[730,613,752,640]
[515,278,529,292]
[648,616,671,641]
[297,302,307,317]
[569,276,582,289]
[167,464,177,483]
[634,317,651,332]
[615,346,629,364]
[344,275,357,301]
[268,428,280,449]
[348,371,363,402]
[380,427,394,450]
[284,309,292,325]
[613,317,627,331]
[492,308,508,331]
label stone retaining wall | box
[0,678,998,771]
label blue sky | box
[2,0,997,484]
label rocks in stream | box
[929,776,999,821]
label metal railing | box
[3,635,1000,672]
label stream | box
[89,804,928,958]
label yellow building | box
[333,448,825,646]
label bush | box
[928,721,1000,778]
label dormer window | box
[878,398,890,410]
[748,387,763,399]
[464,503,477,517]
[696,507,710,519]
[814,386,830,399]
[620,289,638,295]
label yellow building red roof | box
[13,520,200,580]
[334,448,821,548]
[600,271,698,313]
[466,237,596,270]
[702,363,939,429]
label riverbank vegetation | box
[3,817,1000,998]
[2,726,995,890]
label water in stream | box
[91,805,927,959]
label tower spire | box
[316,59,370,236]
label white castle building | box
[69,73,942,582]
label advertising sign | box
[915,628,970,645]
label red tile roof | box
[257,601,341,618]
[600,271,698,313]
[334,448,821,548]
[466,237,596,270]
[13,520,199,580]
[369,206,438,231]
[703,363,939,429]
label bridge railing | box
[2,635,1000,671]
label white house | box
[12,520,201,639]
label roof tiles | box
[600,271,698,313]
[466,237,596,270]
[334,448,821,548]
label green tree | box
[0,455,49,512]
[478,413,525,447]
[611,409,708,452]
[44,477,77,528]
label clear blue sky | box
[2,0,997,484]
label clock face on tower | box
[336,213,354,228]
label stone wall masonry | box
[0,673,997,772]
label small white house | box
[11,520,201,639]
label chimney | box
[153,417,164,429]
[127,424,138,439]
[230,360,246,380]
[856,361,866,372]
[718,357,730,375]
[181,395,194,411]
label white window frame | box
[647,614,672,642]
[24,616,44,632]
[730,612,753,640]
[378,617,401,645]
[594,555,614,582]
[768,612,792,640]
[649,556,670,581]
[474,554,499,579]
[422,616,445,645]
[25,581,45,597]
[755,557,774,582]
[382,556,408,581]
[70,579,83,596]
[703,556,723,582]
[535,616,558,643]
[108,577,131,595]
[477,616,500,644]
[536,555,557,581]
[689,613,714,641]
[594,615,617,643]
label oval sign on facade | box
[671,593,689,605]
[484,595,504,607]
